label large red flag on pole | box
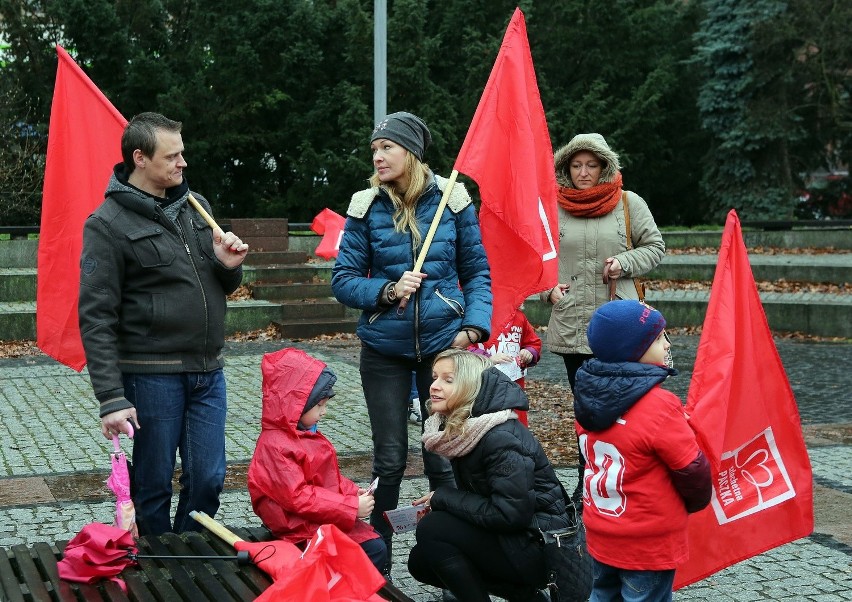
[453,7,558,336]
[674,210,813,589]
[37,45,127,371]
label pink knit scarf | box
[421,410,515,458]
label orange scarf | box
[557,171,623,217]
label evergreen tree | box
[534,0,707,224]
[693,0,798,220]
[0,0,846,225]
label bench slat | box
[161,533,237,601]
[101,578,131,602]
[191,528,273,594]
[182,532,262,600]
[0,548,26,602]
[3,525,406,601]
[124,569,156,601]
[12,544,52,602]
[32,542,78,601]
[131,537,184,602]
[141,535,208,600]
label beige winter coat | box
[542,192,665,355]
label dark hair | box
[121,112,182,172]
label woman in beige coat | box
[541,133,665,392]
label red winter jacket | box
[247,347,379,545]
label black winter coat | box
[430,368,570,572]
[79,164,242,418]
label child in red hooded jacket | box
[247,347,387,572]
[468,305,542,426]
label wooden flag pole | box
[187,194,220,231]
[189,510,242,546]
[397,169,459,313]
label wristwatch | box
[386,282,398,303]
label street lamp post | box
[374,0,387,125]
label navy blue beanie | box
[587,300,666,362]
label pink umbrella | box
[58,523,250,591]
[106,428,138,539]
[57,523,137,591]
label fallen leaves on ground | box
[226,285,253,301]
[525,379,581,467]
[0,340,42,358]
[646,279,849,294]
[669,246,851,255]
[226,324,280,342]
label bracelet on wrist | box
[464,329,478,344]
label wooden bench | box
[0,526,412,601]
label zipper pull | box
[184,243,191,255]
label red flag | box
[453,8,558,335]
[37,45,127,371]
[674,210,813,589]
[310,208,347,260]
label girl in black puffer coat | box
[408,349,568,601]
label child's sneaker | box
[408,399,422,424]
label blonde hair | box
[431,349,491,437]
[369,152,430,250]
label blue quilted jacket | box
[331,175,492,361]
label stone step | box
[251,282,332,301]
[1,229,848,273]
[229,218,289,238]
[0,269,36,302]
[648,254,852,284]
[242,264,333,285]
[278,298,351,320]
[7,254,846,304]
[0,263,336,302]
[7,285,848,340]
[0,302,34,340]
[226,219,291,252]
[661,228,852,250]
[521,290,852,338]
[242,250,308,266]
[272,317,359,340]
[239,237,290,252]
[0,299,360,341]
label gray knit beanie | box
[553,133,621,188]
[370,111,432,161]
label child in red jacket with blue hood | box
[574,300,711,602]
[247,347,387,572]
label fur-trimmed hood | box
[554,133,621,188]
[346,173,471,218]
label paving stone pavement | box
[0,335,850,600]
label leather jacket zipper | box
[176,214,210,369]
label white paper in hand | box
[494,359,523,381]
[383,503,429,534]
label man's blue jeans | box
[590,558,675,602]
[123,370,227,536]
[359,345,455,547]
